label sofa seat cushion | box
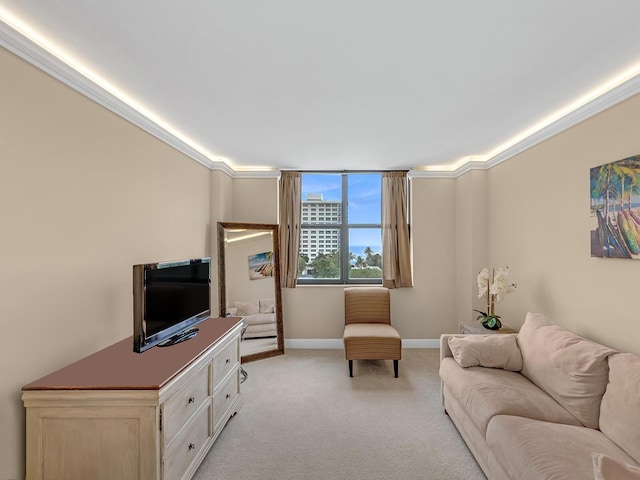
[517,312,616,428]
[243,313,275,326]
[487,415,639,480]
[439,357,580,436]
[343,323,401,360]
[599,353,640,464]
[243,322,276,338]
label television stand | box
[22,317,243,480]
[158,327,199,347]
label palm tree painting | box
[590,155,640,259]
[248,251,274,279]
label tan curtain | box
[382,171,413,288]
[279,171,302,288]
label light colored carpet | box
[193,349,486,480]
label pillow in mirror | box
[259,298,275,314]
[235,299,259,316]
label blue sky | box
[302,173,382,251]
[301,173,381,223]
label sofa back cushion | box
[235,299,259,316]
[599,353,640,463]
[517,312,616,429]
[259,298,275,314]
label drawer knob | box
[226,358,230,364]
[188,443,195,451]
[188,396,195,404]
[226,393,231,399]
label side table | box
[459,322,517,335]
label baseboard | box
[285,339,343,349]
[284,339,439,349]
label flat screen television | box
[133,257,211,353]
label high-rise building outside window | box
[298,172,383,284]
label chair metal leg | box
[349,360,353,377]
[393,360,398,378]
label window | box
[297,172,382,284]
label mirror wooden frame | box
[217,222,285,362]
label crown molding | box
[484,73,640,170]
[3,16,640,179]
[409,160,487,179]
[228,170,281,179]
[411,72,640,179]
[0,19,221,171]
[0,19,284,179]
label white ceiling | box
[2,1,640,175]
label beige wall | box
[213,177,279,317]
[225,233,275,307]
[282,177,459,340]
[210,170,234,312]
[0,48,211,479]
[276,94,640,353]
[455,170,489,323]
[4,36,640,480]
[230,178,279,224]
[478,93,640,355]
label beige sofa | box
[227,298,277,338]
[439,312,640,480]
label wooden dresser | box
[22,317,243,480]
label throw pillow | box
[592,453,640,480]
[234,299,259,316]
[447,334,522,371]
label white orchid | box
[490,267,517,302]
[474,266,517,329]
[477,267,490,298]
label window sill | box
[295,283,382,288]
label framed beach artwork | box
[590,154,640,259]
[248,251,275,279]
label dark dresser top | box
[23,317,242,391]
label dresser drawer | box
[213,371,239,431]
[163,364,210,444]
[212,339,239,387]
[163,402,212,480]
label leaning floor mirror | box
[217,222,285,362]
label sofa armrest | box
[440,334,467,412]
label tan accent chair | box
[343,287,401,378]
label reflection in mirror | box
[218,222,284,363]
